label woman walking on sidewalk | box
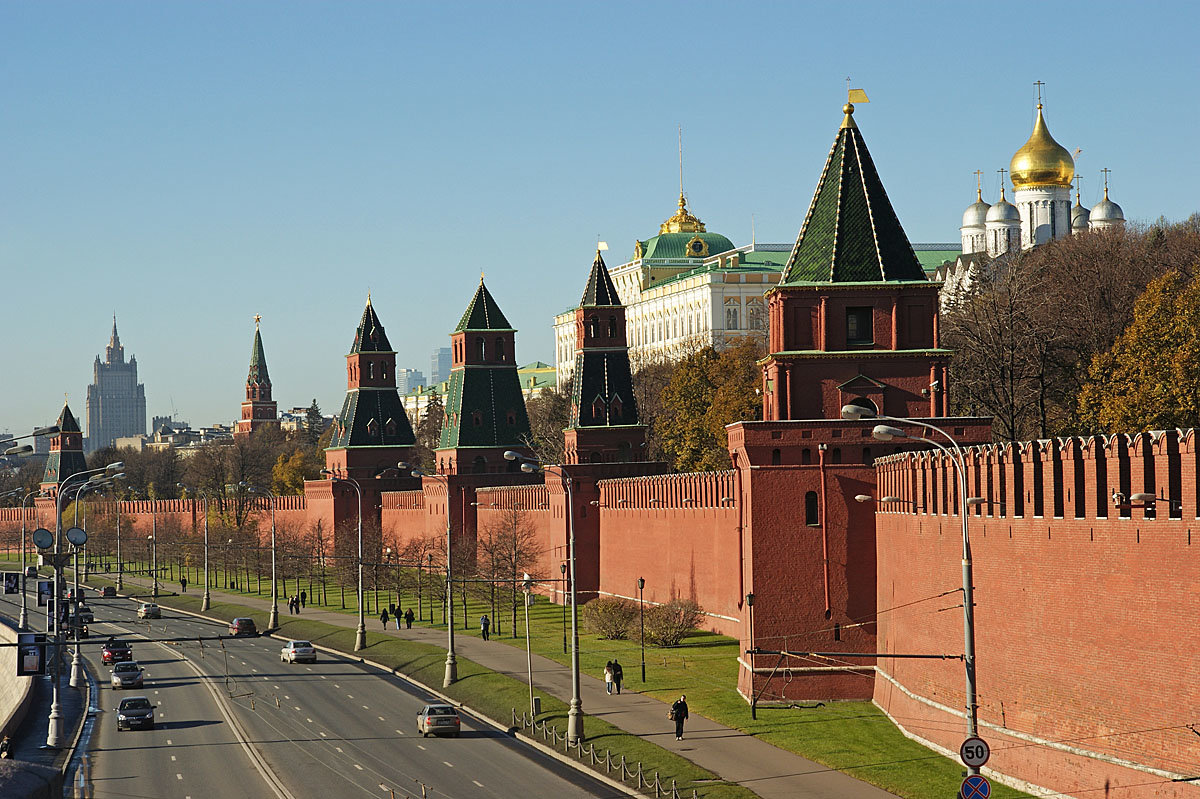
[379,608,390,630]
[604,661,615,695]
[670,695,689,740]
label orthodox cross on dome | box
[997,168,1008,198]
[974,169,984,200]
[1075,174,1084,202]
[254,313,262,329]
[1034,80,1045,108]
[1101,167,1112,196]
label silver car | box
[416,704,461,737]
[110,661,144,690]
[280,640,316,664]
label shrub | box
[642,598,704,647]
[581,596,637,640]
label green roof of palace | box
[782,109,928,284]
[455,280,514,332]
[637,231,737,260]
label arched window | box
[384,418,397,437]
[476,337,486,360]
[472,411,483,427]
[366,419,379,438]
[495,338,505,361]
[367,362,374,379]
[592,397,605,421]
[862,447,873,464]
[801,448,812,465]
[587,315,598,337]
[847,396,877,415]
[610,396,623,420]
[382,363,388,380]
[771,448,781,466]
[472,456,487,474]
[607,317,617,337]
[805,491,820,526]
[590,451,602,463]
[831,448,842,464]
[506,410,516,425]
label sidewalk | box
[128,579,897,799]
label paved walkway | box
[125,579,897,799]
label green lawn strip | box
[106,579,755,799]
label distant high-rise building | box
[430,347,451,385]
[86,317,147,452]
[396,368,426,393]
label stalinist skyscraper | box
[85,317,147,452]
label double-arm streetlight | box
[398,462,457,687]
[70,473,123,688]
[243,483,279,630]
[504,450,584,744]
[320,470,366,650]
[179,484,214,611]
[18,489,43,629]
[45,461,122,748]
[841,404,981,773]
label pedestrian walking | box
[288,597,296,615]
[612,659,624,694]
[380,608,390,629]
[480,614,491,641]
[300,590,306,609]
[295,595,301,614]
[180,576,187,593]
[670,695,689,740]
[404,608,414,629]
[604,661,615,695]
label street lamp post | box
[320,470,366,650]
[70,475,119,688]
[242,484,279,630]
[746,591,756,719]
[19,489,41,630]
[841,404,981,773]
[560,562,568,654]
[505,450,583,744]
[181,485,213,611]
[427,553,433,621]
[400,462,456,687]
[522,572,536,718]
[638,577,646,682]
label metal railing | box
[513,709,701,798]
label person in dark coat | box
[670,695,689,740]
[404,608,414,629]
[300,590,307,608]
[612,659,624,694]
[380,608,390,629]
[480,614,491,641]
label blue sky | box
[3,1,1198,435]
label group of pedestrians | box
[380,606,416,630]
[286,591,307,614]
[603,660,625,694]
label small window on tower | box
[592,397,605,421]
[476,337,485,360]
[384,418,397,437]
[610,396,623,419]
[472,411,483,427]
[607,317,618,337]
[506,410,516,425]
[847,307,873,345]
[367,419,379,437]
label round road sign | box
[960,736,990,768]
[960,774,991,799]
[32,528,53,550]
[65,526,88,547]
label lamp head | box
[637,576,645,589]
[840,404,876,421]
[411,469,424,478]
[503,450,522,462]
[853,494,873,503]
[396,461,412,471]
[105,461,125,473]
[3,444,33,456]
[560,563,567,574]
[872,424,906,442]
[32,425,60,437]
[520,463,538,473]
[745,592,755,607]
[881,496,905,503]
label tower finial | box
[1101,167,1111,199]
[998,168,1008,200]
[678,124,684,204]
[1034,80,1045,110]
[1075,174,1083,204]
[974,169,984,201]
[254,313,262,329]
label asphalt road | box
[4,586,618,799]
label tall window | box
[805,491,820,526]
[725,306,740,330]
[846,307,873,345]
[476,337,485,360]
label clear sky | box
[3,1,1198,435]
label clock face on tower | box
[686,236,709,258]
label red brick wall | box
[874,431,1200,798]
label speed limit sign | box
[960,736,990,768]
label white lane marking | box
[320,675,327,679]
[473,780,484,788]
[273,685,281,690]
[417,745,426,751]
[306,718,313,723]
[171,755,177,761]
[252,668,259,673]
[319,731,327,737]
[377,716,385,721]
[442,761,454,768]
[333,684,340,688]
[306,667,312,671]
[176,773,183,780]
[346,694,353,699]
[283,695,290,699]
[166,739,173,745]
[353,764,363,771]
[335,746,344,753]
[362,705,369,710]
[395,730,403,735]
[293,706,301,711]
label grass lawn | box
[8,555,1033,799]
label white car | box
[280,640,317,664]
[136,603,161,619]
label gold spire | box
[841,87,868,129]
[1101,167,1112,199]
[974,170,984,202]
[1010,88,1074,189]
[659,192,706,234]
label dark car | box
[76,604,95,624]
[99,586,117,597]
[102,640,133,665]
[229,617,257,636]
[115,696,154,730]
[416,704,461,737]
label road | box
[3,586,617,799]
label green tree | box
[1077,269,1200,432]
[523,378,571,465]
[304,399,324,448]
[412,390,444,471]
[272,447,322,495]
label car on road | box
[115,696,155,730]
[110,662,144,690]
[76,604,95,624]
[280,640,316,664]
[24,565,37,578]
[102,640,133,665]
[99,586,117,597]
[416,704,461,737]
[229,617,257,636]
[137,602,161,619]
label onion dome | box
[1010,105,1075,189]
[1090,185,1124,223]
[1071,187,1091,231]
[961,186,991,228]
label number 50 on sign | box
[960,736,990,768]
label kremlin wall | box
[2,98,1191,799]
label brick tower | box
[41,402,87,499]
[436,278,532,474]
[234,315,279,438]
[564,250,647,464]
[727,97,991,702]
[323,296,416,480]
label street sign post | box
[960,736,991,768]
[960,774,991,799]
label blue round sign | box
[961,774,991,799]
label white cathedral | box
[939,99,1125,303]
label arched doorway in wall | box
[847,396,877,415]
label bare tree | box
[478,507,541,637]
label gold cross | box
[974,169,984,197]
[1034,80,1045,106]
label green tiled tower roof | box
[248,326,270,386]
[42,403,86,487]
[581,251,620,306]
[351,297,393,353]
[455,279,514,332]
[782,104,927,284]
[438,368,532,449]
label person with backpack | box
[670,695,689,740]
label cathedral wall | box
[873,433,1200,797]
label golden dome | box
[1010,105,1074,188]
[659,192,706,234]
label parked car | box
[228,617,257,636]
[416,704,461,737]
[76,604,95,624]
[280,640,317,664]
[110,661,144,690]
[115,696,155,730]
[137,603,161,619]
[24,565,37,578]
[102,640,133,665]
[99,586,117,597]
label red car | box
[228,617,258,636]
[102,640,133,665]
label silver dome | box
[986,198,1020,224]
[1071,202,1091,230]
[1090,197,1124,223]
[961,199,991,228]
